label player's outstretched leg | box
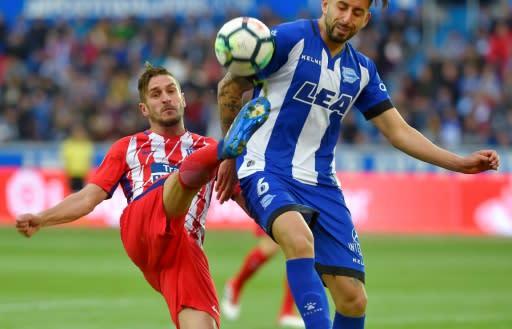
[221,280,240,320]
[177,97,269,191]
[219,96,270,159]
[221,245,270,320]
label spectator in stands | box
[486,20,512,76]
[60,124,94,192]
[0,4,511,146]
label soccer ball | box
[214,16,275,77]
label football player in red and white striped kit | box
[15,64,270,329]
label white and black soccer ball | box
[214,16,275,77]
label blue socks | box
[287,258,366,329]
[286,258,331,328]
[333,312,365,329]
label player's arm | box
[216,73,254,203]
[16,183,108,237]
[231,183,249,214]
[217,72,255,134]
[370,108,500,173]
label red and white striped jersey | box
[90,130,216,245]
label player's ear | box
[181,92,186,108]
[139,102,149,117]
[321,0,328,14]
[363,11,372,28]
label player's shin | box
[178,142,220,189]
[332,312,365,329]
[233,247,269,292]
[286,258,332,328]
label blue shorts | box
[240,171,365,282]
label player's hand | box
[16,213,42,238]
[460,150,500,174]
[216,159,238,204]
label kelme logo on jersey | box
[150,163,178,182]
[342,66,360,84]
[293,81,354,117]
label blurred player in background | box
[60,123,94,192]
[16,64,270,329]
[221,224,304,328]
[216,1,501,329]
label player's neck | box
[150,124,186,138]
[324,39,345,57]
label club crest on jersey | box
[185,147,194,156]
[342,67,359,84]
[151,163,178,182]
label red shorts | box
[119,184,220,328]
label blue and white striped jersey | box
[237,19,393,187]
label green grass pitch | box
[1,227,511,329]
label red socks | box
[279,278,296,316]
[231,247,297,317]
[231,247,269,303]
[178,141,220,190]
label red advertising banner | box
[339,172,511,235]
[1,168,511,236]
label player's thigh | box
[272,210,315,258]
[159,240,220,327]
[178,308,218,329]
[240,171,318,238]
[120,186,174,269]
[162,173,197,216]
[308,186,365,280]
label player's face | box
[322,0,372,44]
[140,75,185,127]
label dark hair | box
[137,62,178,102]
[370,0,389,8]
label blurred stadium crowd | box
[0,3,511,147]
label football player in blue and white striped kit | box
[216,1,500,328]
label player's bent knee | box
[273,212,315,258]
[278,232,315,259]
[326,275,368,317]
[349,291,368,316]
[336,288,368,317]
